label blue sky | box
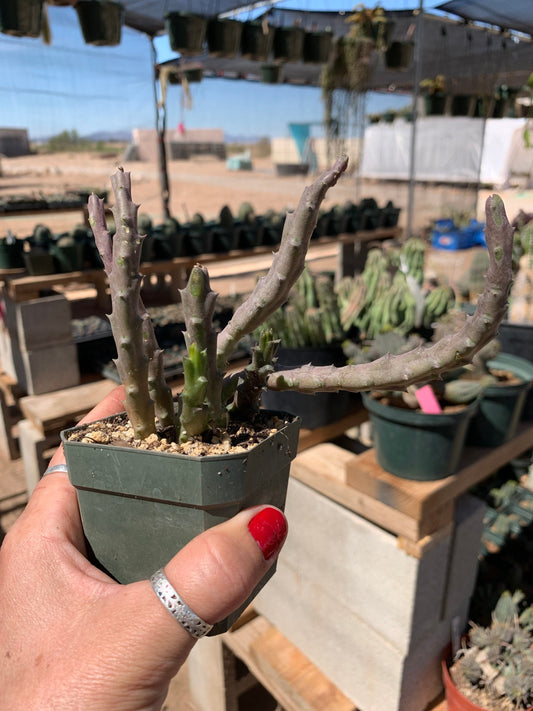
[0,1,444,141]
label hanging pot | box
[206,17,242,58]
[362,392,479,481]
[182,66,203,83]
[61,410,300,634]
[302,29,333,63]
[451,94,473,116]
[272,25,305,62]
[165,11,207,55]
[384,40,413,69]
[0,0,43,37]
[75,0,123,47]
[240,20,274,61]
[260,63,281,84]
[425,93,447,116]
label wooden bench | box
[18,378,118,493]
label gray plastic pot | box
[61,411,300,634]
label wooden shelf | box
[291,421,533,543]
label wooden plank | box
[346,422,533,524]
[297,407,368,452]
[19,378,117,435]
[290,443,432,541]
[225,615,356,711]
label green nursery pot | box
[467,353,533,447]
[61,411,300,634]
[362,393,479,481]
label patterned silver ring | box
[150,568,213,639]
[44,464,69,476]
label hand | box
[0,385,288,711]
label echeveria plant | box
[88,156,513,444]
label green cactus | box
[237,201,254,223]
[219,205,234,228]
[87,160,514,443]
[32,224,53,247]
[452,591,533,710]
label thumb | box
[109,505,288,662]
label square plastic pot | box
[61,411,300,634]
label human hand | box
[0,385,288,710]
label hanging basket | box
[425,93,447,116]
[165,11,207,55]
[75,0,123,47]
[272,25,305,62]
[302,29,333,63]
[451,94,473,116]
[384,41,414,69]
[240,20,274,61]
[206,17,242,58]
[0,0,43,38]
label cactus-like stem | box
[179,343,209,441]
[140,309,175,429]
[267,195,514,393]
[231,329,280,417]
[216,155,349,367]
[89,170,155,439]
[179,265,225,438]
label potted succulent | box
[61,157,513,632]
[260,267,356,429]
[240,20,274,61]
[443,590,533,710]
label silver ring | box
[150,568,213,639]
[44,464,68,476]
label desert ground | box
[2,149,532,239]
[0,149,531,711]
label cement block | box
[20,343,80,395]
[15,294,73,350]
[257,478,451,653]
[443,494,486,621]
[255,479,483,711]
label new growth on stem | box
[88,160,514,443]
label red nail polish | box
[248,507,288,560]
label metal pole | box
[151,39,171,220]
[406,0,424,239]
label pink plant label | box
[415,384,442,414]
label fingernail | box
[248,507,288,561]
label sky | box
[0,1,445,142]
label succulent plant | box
[87,157,513,444]
[259,267,345,349]
[452,590,533,710]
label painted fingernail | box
[248,507,288,561]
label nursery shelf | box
[291,420,533,545]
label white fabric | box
[360,117,527,186]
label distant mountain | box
[84,130,132,142]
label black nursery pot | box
[75,0,123,46]
[0,0,43,37]
[261,344,357,429]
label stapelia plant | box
[88,156,514,445]
[452,590,533,709]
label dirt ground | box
[2,150,533,238]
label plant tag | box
[415,385,442,414]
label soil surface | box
[66,411,293,457]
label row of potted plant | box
[0,188,108,213]
[420,75,523,118]
[0,197,401,273]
